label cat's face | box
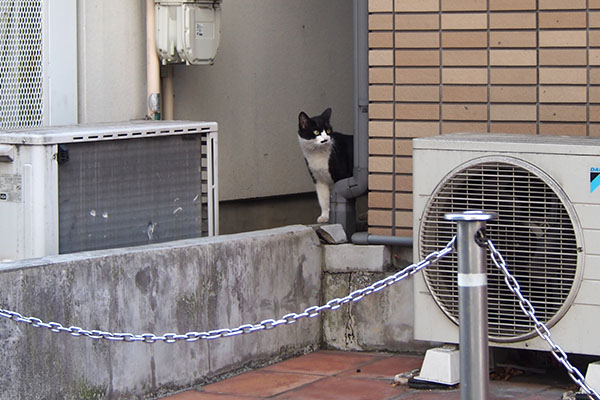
[298,108,333,147]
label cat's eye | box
[313,130,320,136]
[326,129,331,134]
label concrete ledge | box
[0,225,322,399]
[323,243,391,272]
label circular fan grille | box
[419,159,580,342]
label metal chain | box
[0,236,456,344]
[487,239,600,400]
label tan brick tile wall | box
[539,67,587,84]
[442,104,488,121]
[370,138,395,155]
[368,1,600,235]
[490,67,537,84]
[539,49,587,65]
[442,68,488,84]
[395,67,440,83]
[370,67,394,83]
[369,0,393,12]
[395,85,440,102]
[490,122,537,134]
[490,31,536,48]
[370,32,394,48]
[395,121,440,137]
[443,121,488,133]
[538,11,587,28]
[442,86,488,102]
[539,0,586,10]
[539,86,587,103]
[442,49,488,66]
[395,14,439,30]
[369,174,394,191]
[442,13,488,30]
[441,0,487,12]
[489,12,536,29]
[489,49,537,66]
[395,0,439,12]
[489,86,537,103]
[489,0,536,11]
[369,192,394,208]
[369,120,394,137]
[395,32,440,48]
[539,123,587,135]
[442,31,487,48]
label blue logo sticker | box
[592,168,600,193]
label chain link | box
[0,237,456,344]
[487,239,600,400]
[5,235,596,397]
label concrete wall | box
[172,0,355,201]
[77,0,147,123]
[75,0,354,203]
[0,226,322,399]
[321,243,433,353]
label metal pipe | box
[330,0,369,235]
[445,210,496,400]
[351,232,413,247]
[146,0,161,120]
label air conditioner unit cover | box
[413,133,600,356]
[0,120,218,261]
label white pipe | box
[146,0,161,119]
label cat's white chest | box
[299,139,333,185]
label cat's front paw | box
[317,215,329,224]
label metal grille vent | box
[58,134,211,254]
[0,0,43,129]
[419,160,579,342]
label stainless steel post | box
[445,210,496,400]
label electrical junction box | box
[155,0,222,65]
[0,120,218,262]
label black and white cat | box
[298,108,353,223]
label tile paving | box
[159,350,576,400]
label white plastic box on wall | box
[0,120,218,262]
[155,0,222,65]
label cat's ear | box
[298,112,310,130]
[321,108,332,121]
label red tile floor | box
[159,350,576,399]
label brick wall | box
[368,0,600,235]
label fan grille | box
[419,160,579,342]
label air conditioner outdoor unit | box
[413,133,600,356]
[0,120,218,262]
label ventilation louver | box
[0,0,44,129]
[420,160,578,342]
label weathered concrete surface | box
[323,244,390,272]
[322,245,433,353]
[0,225,322,400]
[315,224,348,244]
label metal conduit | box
[330,0,369,236]
[351,232,414,247]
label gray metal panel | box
[413,133,600,155]
[58,134,206,253]
[0,120,217,145]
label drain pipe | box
[351,232,414,247]
[330,0,369,236]
[146,0,161,120]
